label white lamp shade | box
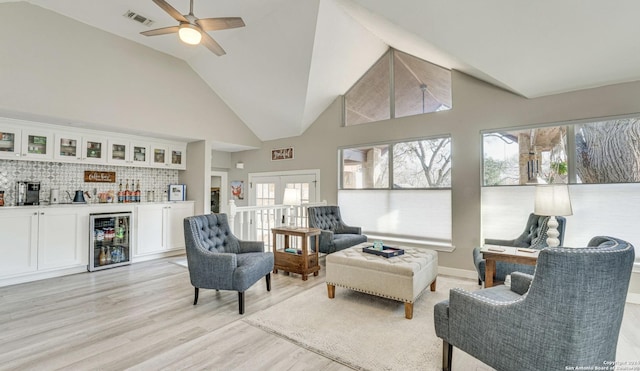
[178,24,202,45]
[283,188,301,206]
[534,184,573,216]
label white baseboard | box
[438,266,478,280]
[627,293,640,305]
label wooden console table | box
[271,227,321,281]
[480,245,540,287]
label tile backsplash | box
[0,160,179,206]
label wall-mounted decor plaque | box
[84,171,116,183]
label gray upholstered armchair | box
[183,213,274,314]
[435,236,635,371]
[472,213,566,284]
[307,206,367,254]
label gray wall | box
[229,71,640,290]
[0,2,260,149]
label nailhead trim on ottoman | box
[326,242,438,319]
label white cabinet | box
[108,139,150,166]
[82,136,108,164]
[0,206,86,280]
[135,202,194,256]
[149,143,187,169]
[0,209,38,276]
[55,133,108,164]
[21,129,53,160]
[169,143,187,169]
[54,133,82,161]
[37,207,85,270]
[0,124,22,159]
[0,123,53,160]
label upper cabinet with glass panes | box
[0,117,187,169]
[482,116,640,186]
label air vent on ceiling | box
[123,10,154,27]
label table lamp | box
[283,188,301,227]
[534,184,572,247]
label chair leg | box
[193,287,199,305]
[238,291,245,315]
[266,273,271,291]
[442,340,453,371]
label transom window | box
[344,48,452,126]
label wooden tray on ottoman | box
[363,246,405,258]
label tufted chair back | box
[188,213,240,254]
[514,213,566,249]
[308,206,346,233]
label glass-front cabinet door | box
[169,144,187,169]
[54,133,81,161]
[151,144,168,167]
[82,137,107,164]
[0,125,21,159]
[108,139,129,165]
[21,130,53,160]
[131,142,150,166]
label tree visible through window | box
[341,136,451,189]
[483,116,640,186]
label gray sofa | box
[307,206,367,254]
[435,236,635,371]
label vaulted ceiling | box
[5,0,640,142]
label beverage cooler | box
[89,212,132,271]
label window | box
[344,49,452,126]
[341,145,389,189]
[393,138,451,188]
[483,116,640,186]
[338,136,452,248]
[341,136,451,189]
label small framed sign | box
[84,171,116,183]
[271,147,294,161]
[168,184,186,201]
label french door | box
[248,170,319,245]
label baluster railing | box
[228,200,327,251]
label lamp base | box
[546,215,560,247]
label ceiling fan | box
[141,0,245,56]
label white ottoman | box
[326,242,438,319]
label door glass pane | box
[28,135,47,155]
[133,146,147,162]
[153,148,165,164]
[59,138,77,157]
[0,131,15,152]
[171,150,182,165]
[86,141,102,159]
[112,144,126,160]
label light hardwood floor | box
[0,257,638,371]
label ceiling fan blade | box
[152,0,188,23]
[196,17,245,31]
[200,32,226,56]
[140,25,180,36]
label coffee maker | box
[16,181,40,206]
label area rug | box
[243,276,479,371]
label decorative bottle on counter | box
[117,181,124,203]
[124,179,131,203]
[134,180,141,202]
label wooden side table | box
[271,227,321,281]
[480,245,539,287]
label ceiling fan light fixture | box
[178,23,202,45]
